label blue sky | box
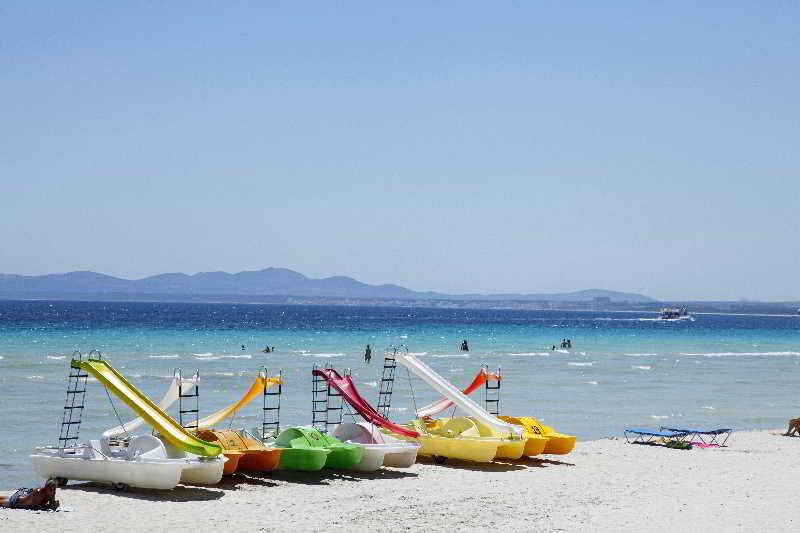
[1,2,798,300]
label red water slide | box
[415,367,501,418]
[311,368,419,438]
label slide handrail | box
[196,372,282,429]
[416,367,501,418]
[103,369,198,438]
[75,358,221,457]
[311,368,419,438]
[395,353,522,439]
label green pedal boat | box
[273,427,363,471]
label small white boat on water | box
[31,435,224,490]
[333,422,420,470]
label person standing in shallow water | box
[364,344,372,364]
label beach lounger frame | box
[623,428,690,445]
[660,427,732,447]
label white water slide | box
[395,353,523,439]
[103,370,198,438]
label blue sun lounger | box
[660,427,732,447]
[624,428,690,444]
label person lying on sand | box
[0,480,60,511]
[784,418,800,436]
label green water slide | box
[74,357,222,457]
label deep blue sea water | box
[2,300,799,488]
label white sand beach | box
[2,430,796,532]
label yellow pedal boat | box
[396,418,505,464]
[440,417,526,460]
[498,416,576,455]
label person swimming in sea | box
[263,345,271,353]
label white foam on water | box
[399,335,408,339]
[650,414,670,420]
[680,351,800,357]
[0,356,4,360]
[448,367,464,373]
[46,355,66,360]
[193,352,213,357]
[214,372,235,377]
[553,349,569,354]
[26,375,45,380]
[148,355,179,359]
[508,352,549,357]
[306,353,345,358]
[702,406,715,410]
[195,354,252,360]
[583,380,599,385]
[408,352,428,356]
[632,365,652,370]
[567,362,593,367]
[625,353,656,357]
[388,407,408,413]
[290,350,309,354]
[429,353,470,358]
[362,381,377,388]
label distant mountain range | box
[0,268,656,304]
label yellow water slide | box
[195,372,282,429]
[75,358,222,457]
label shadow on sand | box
[65,482,224,502]
[414,456,526,472]
[509,456,576,468]
[269,467,417,485]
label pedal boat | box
[461,417,526,460]
[498,416,576,455]
[30,435,224,490]
[396,418,504,463]
[195,429,280,474]
[333,422,420,470]
[272,427,363,471]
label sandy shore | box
[2,430,797,532]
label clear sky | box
[1,2,798,301]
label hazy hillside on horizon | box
[0,267,655,303]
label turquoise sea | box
[2,300,799,489]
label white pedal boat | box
[333,422,420,470]
[31,435,225,490]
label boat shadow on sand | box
[505,457,576,468]
[414,456,526,472]
[265,468,418,486]
[64,483,224,502]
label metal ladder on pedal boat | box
[57,351,90,451]
[377,345,405,419]
[261,367,282,440]
[311,363,344,433]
